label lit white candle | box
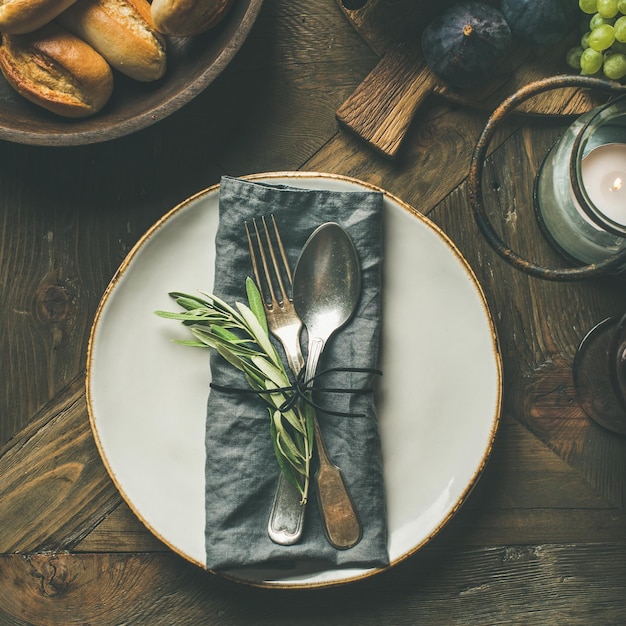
[581,143,626,228]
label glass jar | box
[535,95,626,266]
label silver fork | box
[246,215,362,550]
[246,216,304,377]
[246,215,306,545]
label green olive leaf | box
[156,287,313,505]
[245,277,269,334]
[216,344,245,371]
[236,302,280,366]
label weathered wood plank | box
[0,376,120,553]
[0,545,624,625]
[307,98,524,214]
[520,359,626,507]
[471,423,611,510]
[438,507,626,546]
[0,135,227,448]
[75,501,168,553]
[178,0,379,175]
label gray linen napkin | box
[204,176,388,571]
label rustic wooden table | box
[1,0,625,623]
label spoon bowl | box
[293,222,361,382]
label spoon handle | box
[304,336,324,386]
[306,336,362,550]
[313,418,362,550]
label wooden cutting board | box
[335,0,604,158]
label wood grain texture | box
[0,137,226,447]
[313,98,526,210]
[0,0,625,622]
[336,44,438,158]
[0,376,120,553]
[0,545,624,625]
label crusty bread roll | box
[150,0,232,37]
[57,0,166,82]
[0,23,114,118]
[0,0,79,34]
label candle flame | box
[611,177,623,192]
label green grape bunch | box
[567,0,626,81]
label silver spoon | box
[292,222,362,550]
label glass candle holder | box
[469,75,626,282]
[574,312,626,435]
[535,94,626,266]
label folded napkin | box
[204,175,388,571]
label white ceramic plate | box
[86,172,502,588]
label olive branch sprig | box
[155,277,314,504]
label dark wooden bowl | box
[0,0,263,146]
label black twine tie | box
[210,366,382,417]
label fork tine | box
[261,215,291,303]
[243,222,261,289]
[245,221,265,300]
[246,218,277,306]
[246,214,295,309]
[269,214,293,286]
[247,216,304,372]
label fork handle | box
[267,326,306,545]
[267,473,306,545]
[273,324,305,379]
